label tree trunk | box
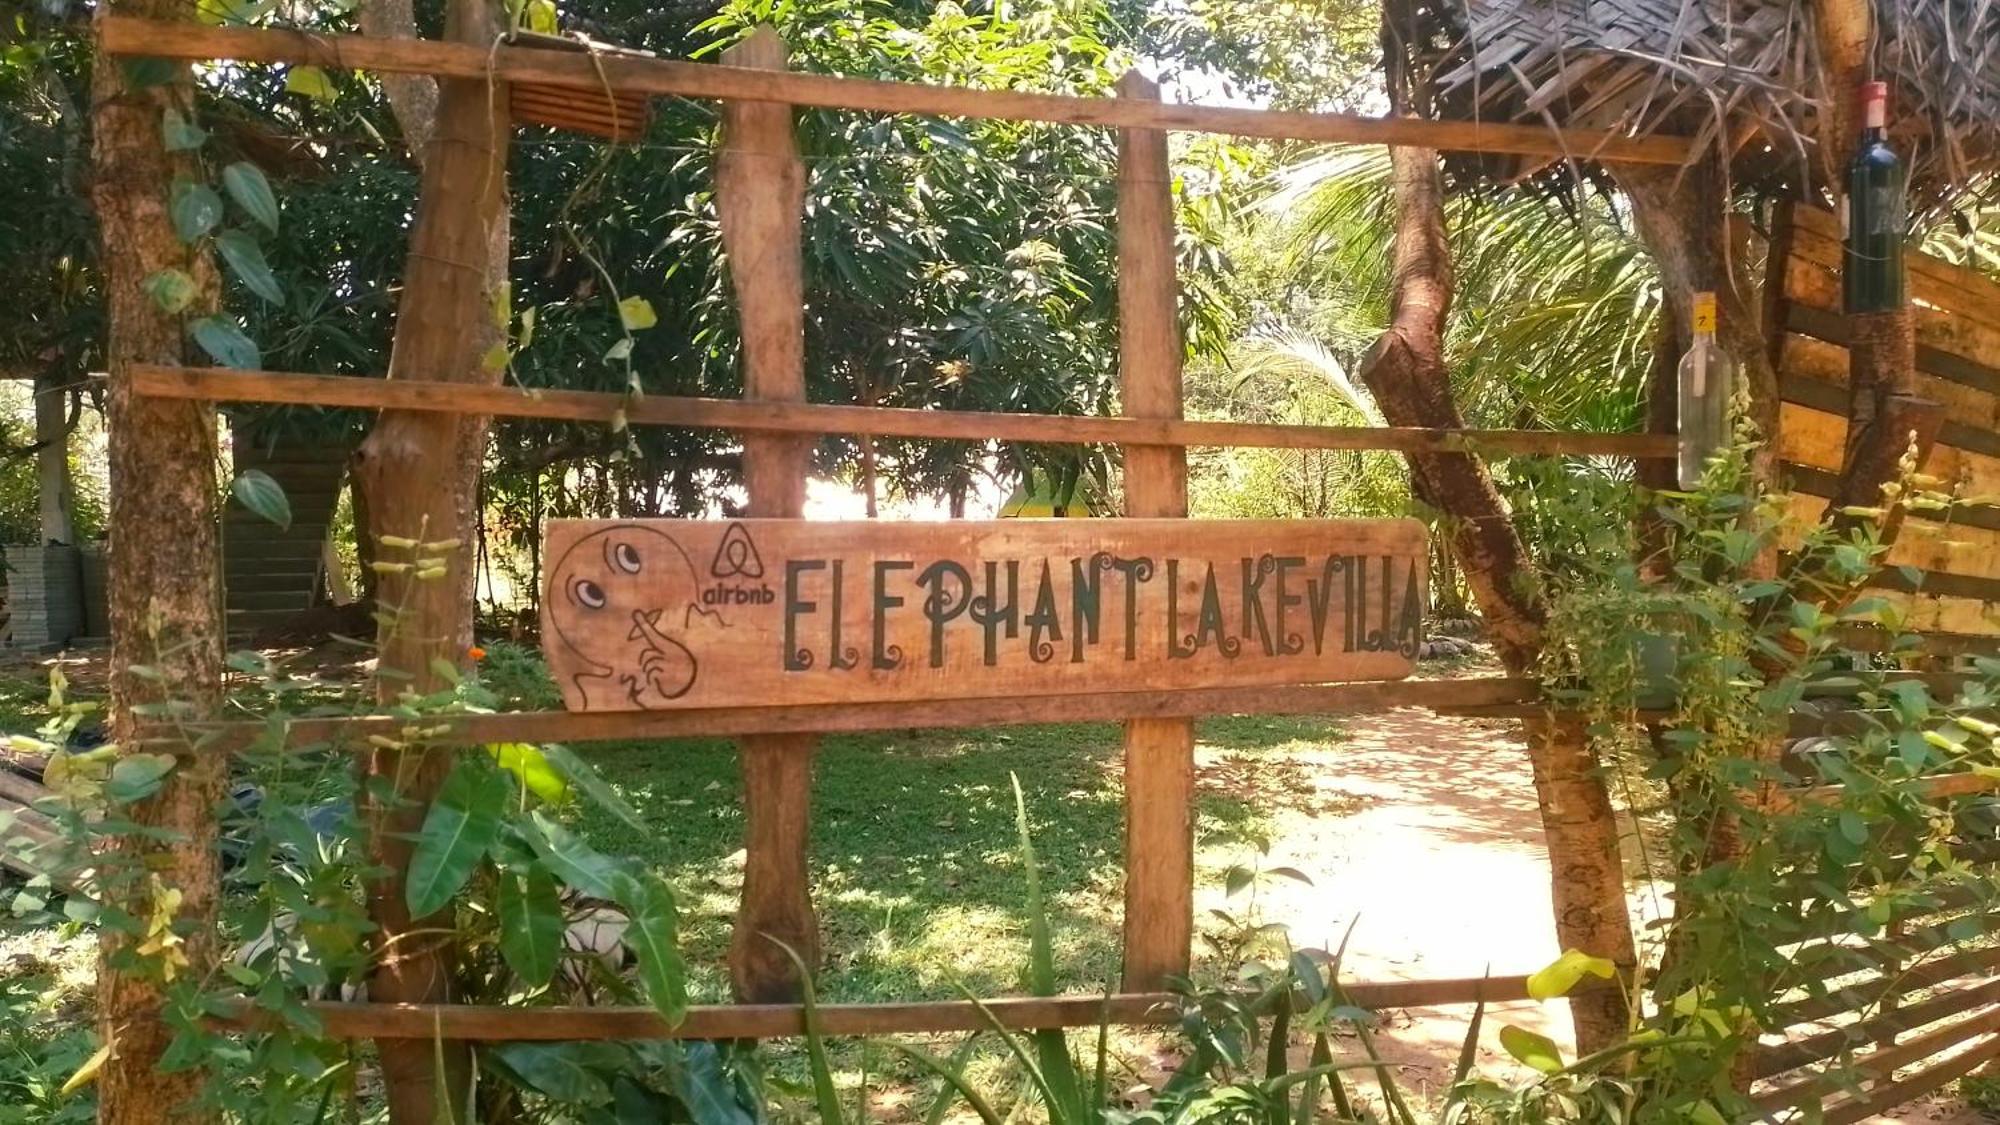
[89,0,226,1118]
[1374,1,1633,1052]
[1524,715,1637,1047]
[1357,144,1546,670]
[35,375,76,545]
[351,0,509,1117]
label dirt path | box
[1199,705,1979,1123]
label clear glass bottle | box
[1677,291,1736,489]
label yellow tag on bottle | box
[1692,292,1718,334]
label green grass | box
[567,711,1359,1005]
[0,649,1370,1117]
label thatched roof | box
[1408,0,2000,216]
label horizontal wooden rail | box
[130,366,1679,458]
[147,676,1542,751]
[1824,1035,2000,1125]
[1752,1006,2000,1113]
[1753,976,2000,1079]
[223,974,1554,1040]
[99,18,1693,165]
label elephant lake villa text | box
[540,518,1427,711]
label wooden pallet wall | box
[1770,204,2000,643]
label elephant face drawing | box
[547,526,703,708]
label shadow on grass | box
[570,716,1324,1005]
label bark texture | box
[1524,715,1637,1047]
[1361,133,1635,1052]
[358,0,438,165]
[89,0,226,1118]
[1374,1,1633,1055]
[352,0,509,1118]
[1356,142,1545,672]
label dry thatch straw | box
[1404,0,1999,219]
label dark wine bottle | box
[1844,80,1906,314]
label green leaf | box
[490,1041,615,1105]
[168,180,223,242]
[672,1040,755,1125]
[405,761,509,917]
[1839,809,1869,846]
[617,295,657,332]
[283,64,337,103]
[141,268,199,314]
[1498,1024,1564,1074]
[1525,949,1617,1001]
[215,229,283,304]
[487,742,568,804]
[189,315,260,369]
[230,469,291,531]
[1010,774,1084,1119]
[541,743,642,830]
[497,865,562,988]
[161,108,206,151]
[616,871,687,1024]
[524,809,628,900]
[105,753,175,804]
[221,161,280,232]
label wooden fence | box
[86,11,2000,1118]
[1768,202,2000,648]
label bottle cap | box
[1692,292,1717,334]
[1859,81,1888,128]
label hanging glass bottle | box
[1844,80,1906,314]
[1677,291,1736,488]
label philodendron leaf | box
[489,1041,617,1105]
[524,809,627,900]
[168,179,223,242]
[541,743,642,830]
[672,1042,756,1125]
[221,161,280,232]
[1498,1024,1565,1074]
[1525,949,1617,1001]
[488,742,567,805]
[497,864,562,988]
[189,315,259,369]
[141,268,198,314]
[215,229,282,304]
[405,760,509,917]
[615,871,687,1024]
[230,469,291,531]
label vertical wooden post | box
[1115,69,1196,991]
[716,26,820,1003]
[349,0,509,1117]
[90,1,225,1117]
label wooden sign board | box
[539,519,1427,712]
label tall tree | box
[1362,0,1639,1049]
[348,0,510,1117]
[89,0,225,1118]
